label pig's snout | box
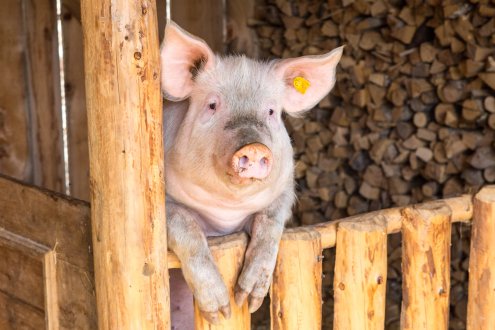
[231,143,272,180]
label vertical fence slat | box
[467,186,495,330]
[400,202,451,330]
[81,0,170,328]
[270,228,322,330]
[333,217,387,330]
[194,233,250,329]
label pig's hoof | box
[200,303,231,324]
[234,285,265,313]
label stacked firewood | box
[245,0,494,329]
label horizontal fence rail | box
[167,194,473,268]
[166,190,495,329]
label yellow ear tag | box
[293,76,310,94]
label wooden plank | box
[44,251,60,330]
[61,0,81,21]
[0,290,45,330]
[0,175,96,329]
[81,0,170,328]
[467,186,495,330]
[0,175,91,270]
[171,0,225,53]
[310,194,472,249]
[194,233,250,329]
[333,216,387,330]
[157,0,167,42]
[226,0,258,57]
[0,242,45,311]
[0,0,31,182]
[62,6,90,201]
[400,202,452,330]
[24,0,65,192]
[56,258,97,329]
[270,228,322,330]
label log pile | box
[245,0,494,328]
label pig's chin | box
[225,171,269,186]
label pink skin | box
[161,21,343,329]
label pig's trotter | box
[167,202,231,323]
[235,213,285,313]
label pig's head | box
[161,21,342,198]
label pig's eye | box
[269,109,274,116]
[209,102,217,110]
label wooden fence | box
[1,0,494,329]
[163,191,493,329]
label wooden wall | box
[0,0,65,193]
[0,0,255,202]
[0,0,253,201]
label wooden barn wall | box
[0,0,64,193]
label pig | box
[161,21,343,329]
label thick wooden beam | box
[467,186,495,330]
[333,216,387,330]
[400,202,452,330]
[80,0,170,329]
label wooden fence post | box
[467,186,495,330]
[194,233,250,329]
[400,202,452,330]
[270,228,323,330]
[81,1,170,329]
[333,216,388,330]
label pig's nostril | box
[239,155,249,169]
[231,143,273,181]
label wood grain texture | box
[194,233,250,329]
[0,175,92,269]
[165,195,474,270]
[171,0,225,53]
[467,186,495,330]
[24,0,65,192]
[0,0,31,182]
[333,216,387,330]
[226,0,258,57]
[0,290,45,330]
[400,202,452,330]
[0,241,45,311]
[80,0,170,328]
[270,228,322,330]
[0,175,96,329]
[310,194,472,249]
[62,6,90,201]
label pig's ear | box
[160,21,215,101]
[274,46,343,114]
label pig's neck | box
[166,168,289,236]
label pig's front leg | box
[167,201,231,324]
[234,190,294,312]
